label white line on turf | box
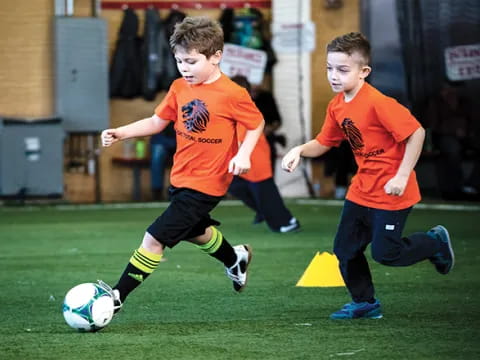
[1,199,479,212]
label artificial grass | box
[0,201,478,359]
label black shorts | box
[146,186,222,248]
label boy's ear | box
[360,65,372,79]
[211,50,223,65]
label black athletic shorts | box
[146,186,222,248]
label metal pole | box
[66,0,74,16]
[92,0,101,17]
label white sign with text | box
[272,22,316,53]
[445,44,480,81]
[220,43,267,85]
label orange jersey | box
[316,82,421,210]
[155,74,263,196]
[237,125,272,182]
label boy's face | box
[174,47,222,85]
[326,51,371,97]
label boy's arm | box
[384,126,425,196]
[228,120,265,175]
[282,139,331,173]
[101,114,171,147]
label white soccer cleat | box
[97,280,123,314]
[225,245,252,292]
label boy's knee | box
[333,246,352,262]
[371,245,400,265]
[142,232,165,253]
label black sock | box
[114,247,163,302]
[114,263,150,302]
[211,238,237,267]
[197,227,237,267]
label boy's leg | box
[148,187,251,291]
[333,200,375,303]
[114,232,164,303]
[193,226,236,266]
[331,201,382,319]
[191,226,252,292]
[369,208,443,267]
[369,208,454,274]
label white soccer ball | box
[62,282,114,332]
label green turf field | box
[0,200,479,359]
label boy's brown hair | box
[170,16,224,58]
[327,32,371,66]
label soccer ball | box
[62,282,114,332]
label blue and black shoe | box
[427,225,455,275]
[330,299,383,320]
[252,213,265,225]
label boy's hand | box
[384,175,408,196]
[101,129,120,147]
[228,154,251,175]
[281,146,302,172]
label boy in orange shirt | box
[100,17,264,312]
[282,32,454,319]
[229,75,300,233]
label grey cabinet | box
[0,118,64,196]
[54,17,109,132]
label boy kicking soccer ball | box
[282,32,454,320]
[100,17,264,313]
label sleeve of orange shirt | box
[374,97,421,143]
[231,87,264,130]
[154,81,179,121]
[316,100,346,147]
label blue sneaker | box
[279,217,301,233]
[427,225,454,275]
[330,300,383,320]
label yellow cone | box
[296,252,345,287]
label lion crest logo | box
[341,118,364,151]
[182,99,209,133]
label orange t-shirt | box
[155,74,263,196]
[236,125,272,182]
[316,82,421,210]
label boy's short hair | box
[327,32,371,66]
[170,16,224,58]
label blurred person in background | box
[427,80,480,201]
[229,75,300,233]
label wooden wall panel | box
[311,0,360,135]
[310,0,360,197]
[0,0,54,118]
